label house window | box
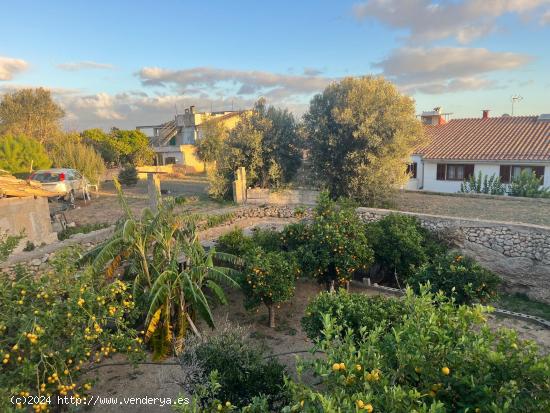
[406,162,417,179]
[500,165,544,184]
[436,164,474,181]
[164,157,177,165]
[168,136,176,146]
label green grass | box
[495,293,550,320]
[58,222,110,241]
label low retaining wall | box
[0,197,57,249]
[247,188,319,205]
[357,207,550,304]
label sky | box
[1,0,549,130]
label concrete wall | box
[0,197,57,248]
[356,207,550,304]
[247,188,319,205]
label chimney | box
[189,105,195,114]
[421,107,446,125]
[482,109,490,119]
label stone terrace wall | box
[357,207,550,304]
[247,188,319,206]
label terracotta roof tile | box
[416,116,550,161]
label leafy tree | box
[304,76,425,206]
[508,170,550,198]
[0,134,51,174]
[209,99,302,200]
[48,133,106,184]
[0,88,64,144]
[195,118,228,164]
[82,128,154,166]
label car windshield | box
[31,172,62,183]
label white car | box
[29,168,91,203]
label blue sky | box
[1,0,549,130]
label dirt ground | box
[63,176,227,226]
[393,191,550,227]
[85,278,550,413]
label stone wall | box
[356,207,550,304]
[247,188,319,206]
[0,197,57,249]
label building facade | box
[137,106,243,172]
[406,109,550,194]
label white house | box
[406,108,550,193]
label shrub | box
[242,248,298,327]
[408,253,500,305]
[0,248,142,412]
[286,287,550,413]
[0,232,21,262]
[460,171,505,195]
[216,228,255,256]
[295,192,373,289]
[178,324,288,410]
[365,214,446,284]
[301,290,406,341]
[508,170,550,198]
[48,135,106,184]
[117,164,138,186]
[0,134,51,175]
[57,222,110,241]
[250,228,283,252]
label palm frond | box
[206,280,227,305]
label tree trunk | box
[346,281,350,292]
[267,304,276,328]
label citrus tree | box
[295,192,373,290]
[0,134,51,175]
[242,248,297,328]
[286,288,550,413]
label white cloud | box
[0,57,28,80]
[57,61,114,71]
[137,66,334,99]
[353,0,550,43]
[374,46,532,94]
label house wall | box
[405,155,424,190]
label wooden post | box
[147,172,161,213]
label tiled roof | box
[416,116,550,161]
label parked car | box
[29,168,91,203]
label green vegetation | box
[0,134,51,175]
[48,133,106,184]
[508,170,550,198]
[0,248,142,412]
[82,128,154,167]
[0,88,64,144]
[117,164,139,186]
[208,99,302,200]
[288,288,550,413]
[57,222,110,241]
[178,325,288,411]
[304,76,425,206]
[301,290,406,341]
[195,118,229,164]
[0,232,22,262]
[496,293,550,320]
[460,172,505,195]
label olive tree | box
[304,76,425,206]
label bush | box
[250,228,283,252]
[0,134,51,174]
[287,287,550,413]
[0,248,142,412]
[178,324,288,410]
[508,170,550,198]
[301,290,406,341]
[408,253,500,305]
[48,135,106,184]
[57,222,110,241]
[241,248,298,327]
[0,232,21,262]
[460,172,505,195]
[365,214,446,284]
[216,228,255,256]
[118,164,138,186]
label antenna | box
[511,95,523,116]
